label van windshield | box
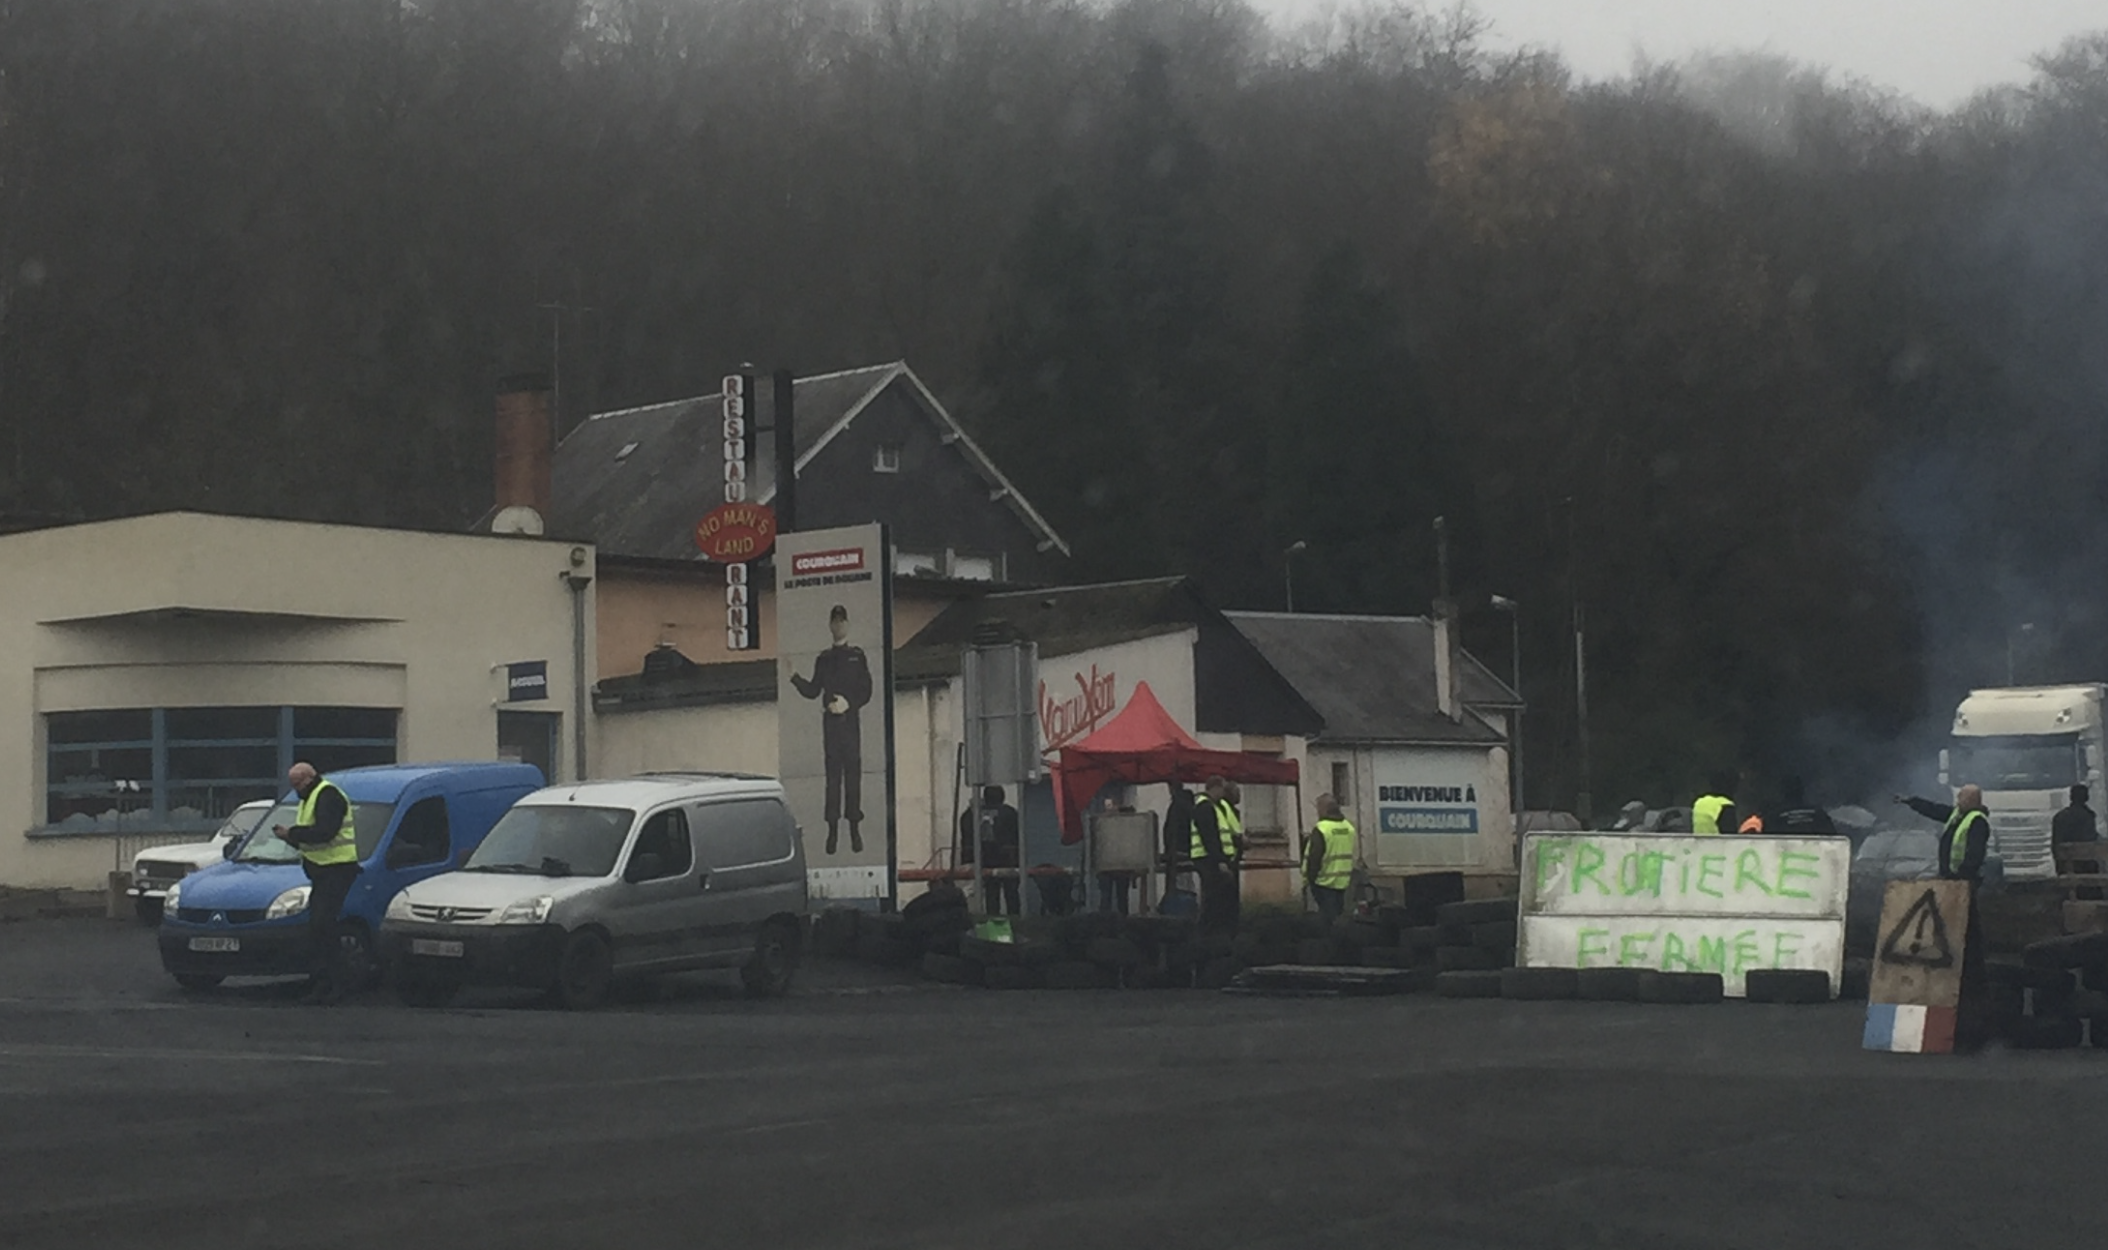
[464,806,634,878]
[1950,733,2080,790]
[234,801,396,864]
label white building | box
[0,513,595,889]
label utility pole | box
[536,299,596,440]
[1567,496,1592,828]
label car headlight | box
[385,893,415,922]
[496,895,554,925]
[162,881,182,912]
[265,885,311,920]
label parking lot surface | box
[1,917,2103,1250]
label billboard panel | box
[777,524,893,901]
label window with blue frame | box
[43,706,397,832]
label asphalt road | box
[1,918,2103,1250]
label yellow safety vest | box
[1942,809,1987,878]
[1311,818,1356,890]
[1190,798,1242,863]
[297,780,360,867]
[1691,794,1732,836]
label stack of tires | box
[1995,933,2108,1050]
[1431,899,1520,999]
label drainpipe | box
[563,555,592,782]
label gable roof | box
[904,576,1201,661]
[1224,612,1518,745]
[549,362,1067,562]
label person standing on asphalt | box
[1769,776,1836,835]
[1897,784,1994,1048]
[958,785,1021,916]
[2053,784,2100,899]
[1691,772,1740,836]
[1304,794,1356,924]
[1190,776,1243,934]
[273,762,359,1005]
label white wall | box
[1313,742,1513,878]
[1,513,593,889]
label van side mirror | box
[625,852,664,883]
[1937,748,1950,788]
[222,840,239,860]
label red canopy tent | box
[1050,681,1300,844]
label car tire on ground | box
[1295,938,1339,966]
[1500,966,1579,1000]
[1436,970,1503,999]
[173,973,223,992]
[1743,969,1832,1004]
[1472,921,1519,952]
[1436,898,1516,927]
[920,953,978,985]
[548,929,614,1011]
[982,965,1042,990]
[1359,946,1415,969]
[2007,1014,2085,1050]
[1437,945,1502,972]
[1046,961,1112,990]
[1198,957,1242,990]
[396,971,460,1008]
[742,920,801,999]
[1576,967,1645,1001]
[1399,926,1441,954]
[1637,971,1725,1004]
[338,923,381,992]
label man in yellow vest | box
[1898,784,1994,1049]
[272,762,361,1005]
[1690,772,1740,836]
[1303,794,1356,923]
[1190,776,1243,934]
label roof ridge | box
[586,394,718,422]
[980,575,1187,600]
[792,361,904,384]
[1227,610,1435,624]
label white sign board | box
[1517,833,1851,997]
[777,524,893,901]
[1370,746,1507,870]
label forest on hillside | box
[2,0,2105,813]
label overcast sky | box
[1252,0,2104,108]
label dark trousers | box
[1310,885,1347,925]
[303,861,361,991]
[984,875,1021,916]
[1098,874,1134,915]
[1197,860,1240,934]
[822,715,862,827]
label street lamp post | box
[1284,541,1308,612]
[1491,595,1523,834]
[2007,622,2035,686]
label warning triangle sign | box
[1878,888,1955,968]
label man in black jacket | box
[2053,785,2100,899]
[790,604,873,856]
[1898,785,1993,1047]
[272,762,360,1005]
[1770,776,1836,835]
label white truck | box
[127,800,274,924]
[1943,684,2105,879]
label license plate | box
[411,939,464,958]
[187,937,239,953]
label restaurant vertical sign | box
[696,372,775,650]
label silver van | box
[378,773,807,1009]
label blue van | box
[158,762,544,990]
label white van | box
[379,774,808,1009]
[127,800,274,924]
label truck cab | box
[1945,685,2105,879]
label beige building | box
[0,513,595,889]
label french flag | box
[1863,1003,1957,1054]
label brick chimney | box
[493,373,553,524]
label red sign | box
[1040,664,1119,752]
[791,547,865,577]
[694,502,777,562]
